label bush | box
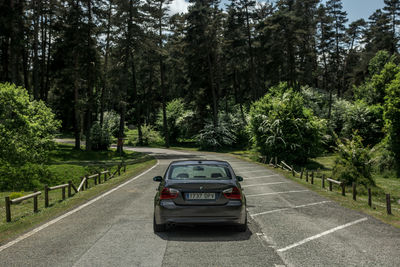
[249,83,326,163]
[0,83,60,190]
[0,160,53,191]
[341,101,384,146]
[0,83,60,165]
[332,134,374,187]
[195,108,249,150]
[156,98,194,143]
[90,111,120,151]
[126,125,164,146]
[384,71,400,174]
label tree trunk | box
[32,0,40,100]
[73,53,81,150]
[159,2,170,147]
[117,102,126,153]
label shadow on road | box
[155,224,252,242]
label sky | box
[168,0,386,22]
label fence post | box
[322,174,325,188]
[329,180,332,191]
[291,165,295,177]
[341,183,346,196]
[274,157,277,167]
[68,180,72,197]
[104,169,108,181]
[85,175,89,189]
[33,191,38,212]
[97,171,101,184]
[94,173,98,185]
[300,168,304,179]
[368,188,372,207]
[62,187,66,200]
[44,185,49,208]
[306,170,309,182]
[5,196,11,222]
[311,171,314,185]
[123,163,126,173]
[386,194,392,215]
[352,182,356,201]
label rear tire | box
[153,215,166,232]
[236,216,247,232]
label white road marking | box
[250,201,331,217]
[0,160,160,253]
[239,170,268,174]
[242,182,289,188]
[247,190,309,197]
[244,175,279,180]
[277,217,368,253]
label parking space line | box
[239,170,269,174]
[242,182,289,188]
[250,201,331,217]
[247,190,309,197]
[277,217,368,253]
[244,175,279,180]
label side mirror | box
[153,176,162,182]
[237,176,243,182]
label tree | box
[384,71,400,175]
[249,83,327,163]
[383,0,400,53]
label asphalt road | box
[1,147,400,266]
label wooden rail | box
[275,159,396,215]
[5,191,41,222]
[4,162,127,222]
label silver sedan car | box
[153,160,247,232]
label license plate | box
[186,193,215,200]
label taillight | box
[160,187,179,199]
[223,187,241,199]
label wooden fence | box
[4,162,126,222]
[263,157,395,216]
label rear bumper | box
[154,200,246,225]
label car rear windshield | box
[168,164,232,180]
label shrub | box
[384,71,400,174]
[156,98,194,143]
[249,83,326,163]
[332,134,374,187]
[9,192,24,200]
[127,125,164,146]
[0,160,53,191]
[341,101,384,146]
[0,83,60,165]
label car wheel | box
[153,214,166,232]
[236,216,247,232]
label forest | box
[1,0,400,190]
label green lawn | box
[0,143,156,244]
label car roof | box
[169,160,230,166]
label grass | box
[0,143,156,244]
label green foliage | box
[0,83,60,165]
[384,71,400,174]
[355,58,400,105]
[90,111,120,151]
[342,101,384,146]
[195,119,236,149]
[9,192,24,200]
[368,50,391,77]
[126,125,164,147]
[156,99,194,143]
[0,83,60,190]
[249,83,327,163]
[332,134,374,187]
[195,109,248,149]
[0,160,53,191]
